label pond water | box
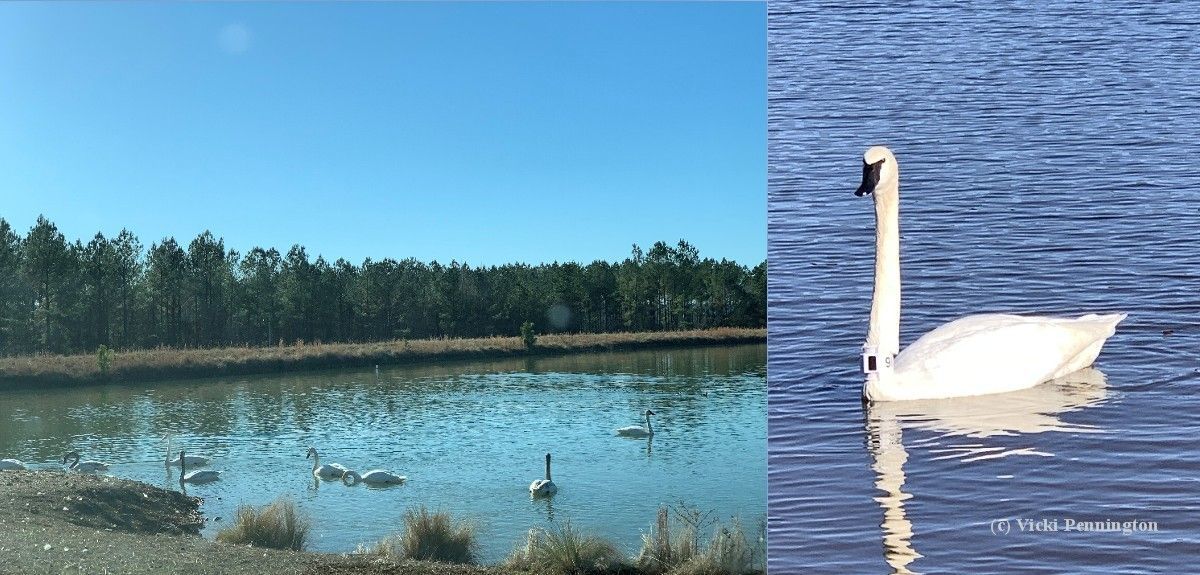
[0,344,766,562]
[769,3,1200,574]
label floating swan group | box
[305,446,405,486]
[853,146,1124,401]
[2,409,661,502]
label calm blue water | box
[0,345,765,563]
[769,3,1200,573]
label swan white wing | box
[615,426,649,437]
[360,469,405,484]
[183,470,221,483]
[314,464,347,479]
[73,461,109,473]
[890,313,1123,400]
[530,479,557,495]
[0,459,26,471]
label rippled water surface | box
[769,3,1200,573]
[0,345,766,562]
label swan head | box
[854,146,899,198]
[645,409,655,416]
[62,451,78,465]
[305,447,316,459]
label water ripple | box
[769,3,1200,572]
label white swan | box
[0,458,27,471]
[163,434,210,467]
[342,468,405,486]
[306,447,350,480]
[179,450,221,483]
[62,451,109,473]
[854,146,1125,402]
[529,453,557,496]
[615,410,656,437]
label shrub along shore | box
[0,327,765,389]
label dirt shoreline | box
[0,328,766,390]
[0,471,516,575]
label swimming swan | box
[0,458,27,471]
[163,434,210,467]
[62,451,109,473]
[529,453,558,496]
[854,146,1125,402]
[179,450,221,483]
[306,447,350,480]
[342,468,405,486]
[616,410,655,437]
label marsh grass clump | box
[507,521,624,574]
[96,345,113,378]
[521,321,538,351]
[368,506,477,564]
[215,497,310,551]
[636,504,765,575]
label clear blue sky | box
[0,2,765,267]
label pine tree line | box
[0,216,766,356]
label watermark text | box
[990,518,1159,536]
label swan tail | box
[1051,313,1126,379]
[1076,312,1127,329]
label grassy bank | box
[0,471,764,575]
[0,328,765,389]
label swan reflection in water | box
[532,488,556,522]
[863,367,1111,574]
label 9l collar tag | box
[862,345,894,374]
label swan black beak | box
[854,158,884,197]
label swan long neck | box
[646,412,653,435]
[310,450,319,472]
[867,175,901,358]
[545,454,552,482]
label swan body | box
[163,434,210,467]
[0,458,27,471]
[306,447,350,479]
[62,451,108,473]
[529,453,557,496]
[855,146,1124,402]
[179,450,221,483]
[342,469,406,486]
[615,410,656,437]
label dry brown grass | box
[216,498,312,551]
[634,505,766,575]
[0,328,765,388]
[362,506,478,564]
[506,521,625,574]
